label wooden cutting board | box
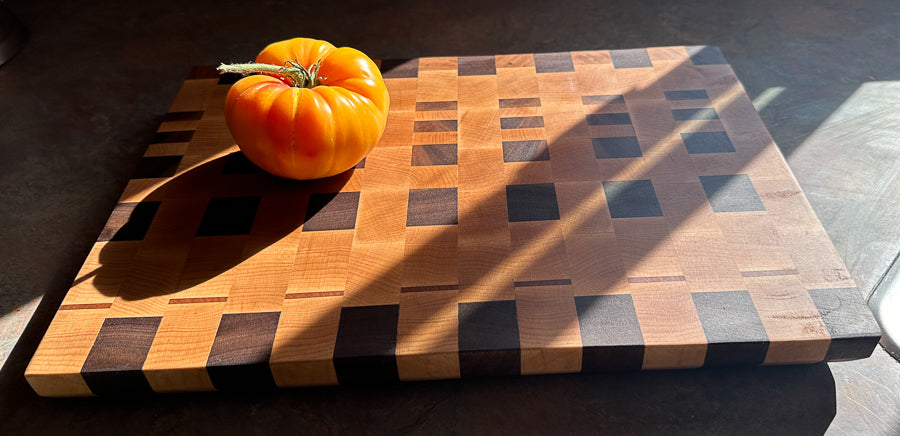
[26,45,882,397]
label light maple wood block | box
[505,161,553,185]
[457,187,511,244]
[516,285,582,375]
[362,146,412,190]
[745,275,832,364]
[397,291,460,381]
[25,310,108,397]
[458,241,516,303]
[458,76,499,109]
[410,165,458,189]
[418,56,458,71]
[647,46,689,62]
[564,232,630,296]
[508,221,570,283]
[402,226,459,288]
[143,301,223,393]
[495,54,535,69]
[288,230,354,293]
[612,217,685,279]
[537,72,582,110]
[386,77,417,112]
[555,181,613,235]
[630,287,707,369]
[458,109,501,149]
[575,64,618,95]
[343,242,405,307]
[458,148,505,188]
[61,241,138,307]
[497,67,539,100]
[270,296,342,387]
[354,189,408,244]
[417,70,458,102]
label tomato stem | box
[216,62,322,88]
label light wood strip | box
[143,301,224,392]
[270,296,342,387]
[343,242,405,307]
[745,275,831,364]
[25,310,108,397]
[516,285,582,375]
[397,291,461,381]
[631,286,707,369]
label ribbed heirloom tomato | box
[218,38,390,180]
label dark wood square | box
[609,49,653,68]
[672,108,719,121]
[808,287,884,360]
[222,152,264,174]
[152,130,194,144]
[592,137,643,159]
[665,90,709,100]
[416,101,458,111]
[98,201,160,242]
[583,94,626,105]
[207,312,280,391]
[586,113,632,126]
[534,52,575,73]
[503,140,550,162]
[81,317,161,395]
[458,301,521,378]
[303,191,361,231]
[414,120,458,133]
[506,183,561,222]
[687,45,728,65]
[458,55,496,76]
[412,143,458,166]
[699,174,766,213]
[664,89,709,100]
[500,116,545,130]
[692,291,769,366]
[575,295,645,371]
[602,180,664,218]
[162,110,204,122]
[333,305,400,384]
[681,131,735,154]
[380,58,419,78]
[499,98,541,108]
[133,156,182,179]
[407,187,459,226]
[196,196,262,236]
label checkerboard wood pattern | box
[25,46,882,397]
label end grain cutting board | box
[26,45,882,397]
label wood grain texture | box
[397,291,460,381]
[515,285,582,375]
[81,316,162,395]
[206,312,280,391]
[143,301,223,393]
[25,46,881,396]
[269,296,341,387]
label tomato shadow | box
[74,151,357,301]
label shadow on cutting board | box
[71,151,358,301]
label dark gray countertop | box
[1,0,897,434]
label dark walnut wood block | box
[26,46,882,397]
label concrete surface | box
[1,0,898,434]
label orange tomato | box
[222,38,390,180]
